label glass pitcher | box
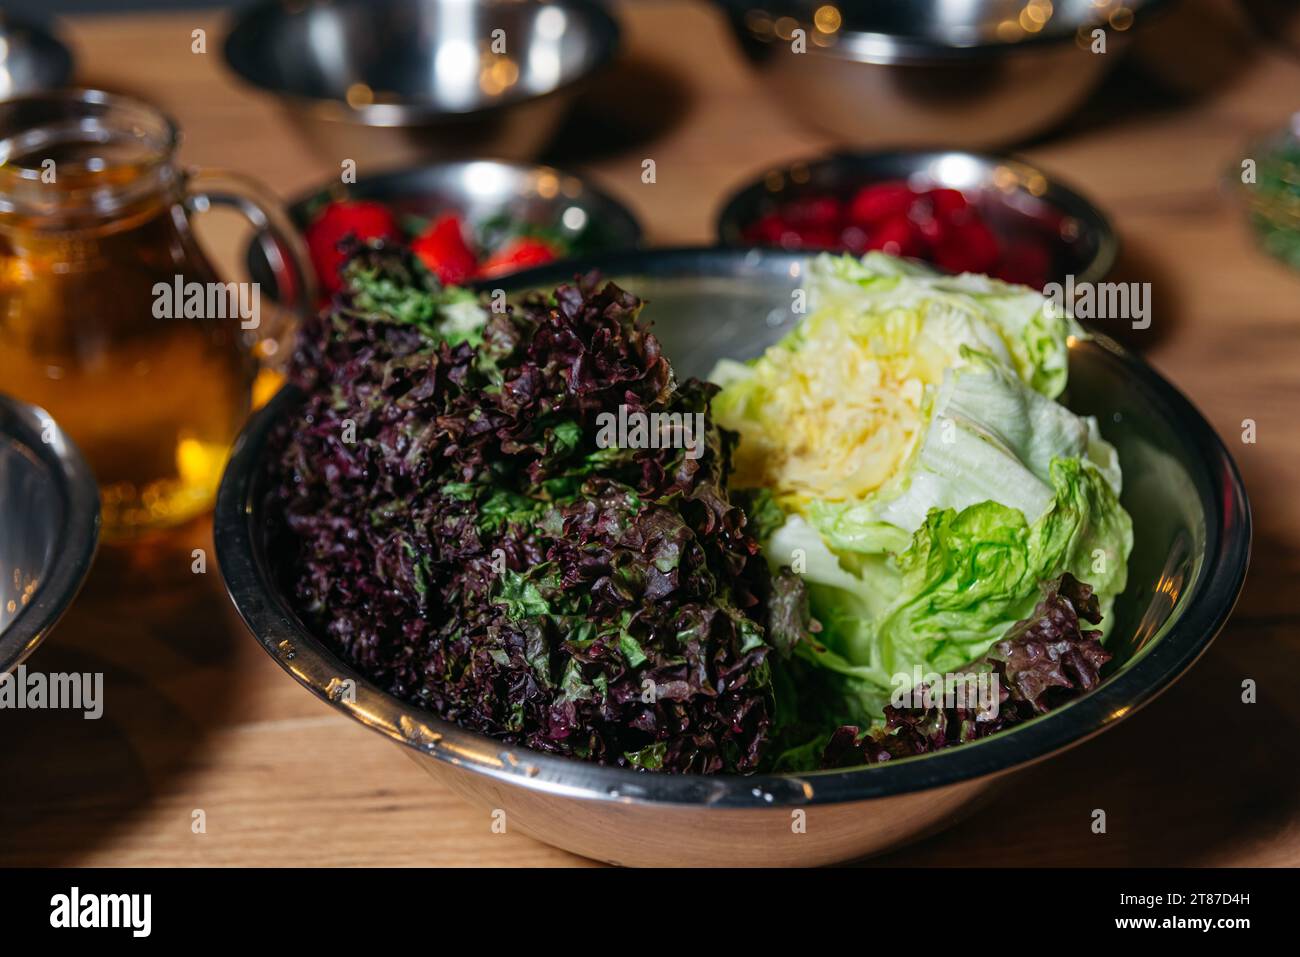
[0,89,311,541]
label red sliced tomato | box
[476,237,559,279]
[412,213,479,286]
[927,187,969,217]
[305,200,401,294]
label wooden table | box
[4,0,1298,867]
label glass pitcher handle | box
[183,168,316,374]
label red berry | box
[411,213,479,286]
[783,195,843,230]
[993,241,1051,288]
[305,200,401,293]
[840,225,869,254]
[793,228,841,250]
[777,228,806,249]
[910,198,946,247]
[934,220,1000,274]
[848,181,914,226]
[745,212,788,245]
[866,214,922,258]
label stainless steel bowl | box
[0,15,74,99]
[247,158,642,300]
[715,0,1169,147]
[215,248,1249,866]
[0,395,99,674]
[224,0,620,166]
[716,149,1118,286]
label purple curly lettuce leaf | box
[987,572,1108,714]
[265,241,808,774]
[821,572,1113,769]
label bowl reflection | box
[0,394,99,674]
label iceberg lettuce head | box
[713,253,1132,727]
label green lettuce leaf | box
[787,457,1130,696]
[714,254,1132,733]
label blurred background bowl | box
[247,158,642,302]
[224,0,620,167]
[217,247,1249,867]
[1241,0,1300,59]
[0,395,99,674]
[714,0,1169,147]
[717,149,1117,288]
[0,14,74,100]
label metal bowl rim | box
[719,0,1172,63]
[221,0,622,125]
[0,394,100,674]
[714,148,1119,286]
[215,246,1250,810]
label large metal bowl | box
[714,0,1170,147]
[0,14,73,100]
[223,0,620,166]
[716,149,1118,287]
[215,248,1250,867]
[0,395,99,674]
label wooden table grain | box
[3,0,1298,867]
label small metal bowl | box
[714,0,1169,147]
[216,248,1249,866]
[0,395,99,674]
[223,0,620,166]
[0,14,74,99]
[717,149,1118,286]
[247,158,642,300]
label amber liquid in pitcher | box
[0,138,256,539]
